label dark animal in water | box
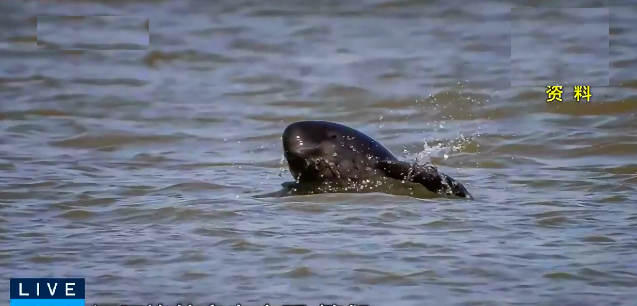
[280,120,473,199]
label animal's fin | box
[376,160,474,200]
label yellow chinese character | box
[573,86,591,102]
[546,85,563,103]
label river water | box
[1,0,636,305]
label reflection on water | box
[1,0,636,305]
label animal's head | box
[282,120,394,182]
[442,174,474,200]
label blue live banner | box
[10,278,85,306]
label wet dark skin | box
[282,120,474,200]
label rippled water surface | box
[2,0,637,305]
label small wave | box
[154,182,226,192]
[392,241,433,249]
[582,235,616,243]
[282,247,312,255]
[36,39,146,51]
[56,209,97,220]
[229,38,291,54]
[142,50,235,67]
[190,26,247,37]
[70,77,148,87]
[49,133,184,149]
[536,216,570,227]
[313,84,373,101]
[213,238,265,251]
[547,99,637,116]
[28,254,65,264]
[51,197,117,210]
[543,271,586,280]
[352,268,419,286]
[374,0,431,9]
[122,257,150,267]
[191,227,241,238]
[7,35,37,44]
[0,109,70,121]
[292,25,331,37]
[280,266,314,278]
[223,87,288,97]
[266,99,320,107]
[0,74,61,88]
[178,271,210,281]
[419,219,453,228]
[113,206,233,224]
